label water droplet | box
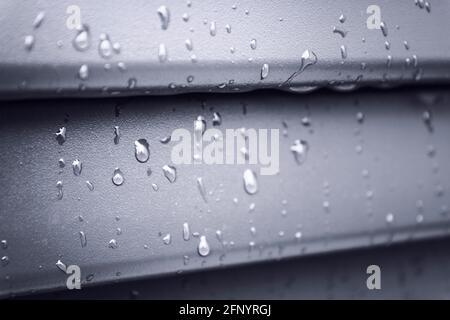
[98,33,113,58]
[340,45,347,59]
[183,255,190,265]
[152,183,159,191]
[403,40,410,50]
[182,13,190,22]
[78,64,89,80]
[197,177,208,202]
[56,259,67,272]
[243,169,258,195]
[160,136,171,144]
[356,112,365,123]
[416,214,424,224]
[24,35,35,50]
[295,231,302,240]
[290,140,309,164]
[209,21,217,36]
[73,25,90,51]
[108,239,118,249]
[384,41,390,50]
[198,235,210,257]
[163,165,177,183]
[339,14,346,23]
[250,39,257,50]
[380,21,388,37]
[33,11,45,29]
[422,110,433,132]
[134,139,150,163]
[157,6,170,30]
[386,213,394,224]
[86,180,94,191]
[79,231,87,247]
[128,78,137,89]
[212,112,222,126]
[283,50,318,85]
[55,127,66,145]
[114,126,120,144]
[58,158,65,168]
[187,75,194,83]
[163,233,171,245]
[185,38,193,51]
[72,159,82,176]
[1,240,7,249]
[183,223,190,241]
[249,202,256,212]
[158,43,167,62]
[56,181,63,200]
[225,24,232,33]
[112,168,124,186]
[261,63,269,80]
[117,61,127,72]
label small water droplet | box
[225,24,232,33]
[72,159,82,176]
[152,183,159,191]
[157,6,170,30]
[380,21,388,37]
[58,158,65,168]
[109,239,118,249]
[160,135,171,144]
[163,165,177,183]
[243,169,258,195]
[386,213,394,224]
[295,231,302,240]
[198,235,210,257]
[182,13,190,22]
[340,45,347,59]
[187,75,194,83]
[183,223,190,241]
[33,11,45,29]
[158,43,167,62]
[134,139,150,163]
[56,259,67,272]
[1,240,7,249]
[209,21,217,36]
[261,63,269,80]
[78,64,89,80]
[197,177,208,202]
[112,168,124,186]
[290,140,309,164]
[250,38,257,50]
[79,231,87,247]
[114,126,120,144]
[185,38,193,51]
[128,78,137,89]
[212,112,222,126]
[356,112,365,123]
[55,127,66,145]
[339,14,346,23]
[86,180,94,191]
[163,233,171,245]
[56,181,63,200]
[24,35,35,51]
[249,202,256,212]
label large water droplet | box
[198,235,210,257]
[98,33,113,58]
[134,139,150,163]
[157,6,170,30]
[243,169,258,195]
[112,168,124,186]
[73,25,91,51]
[163,165,177,183]
[72,159,82,176]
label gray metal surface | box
[0,0,450,99]
[1,87,450,297]
[32,238,450,300]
